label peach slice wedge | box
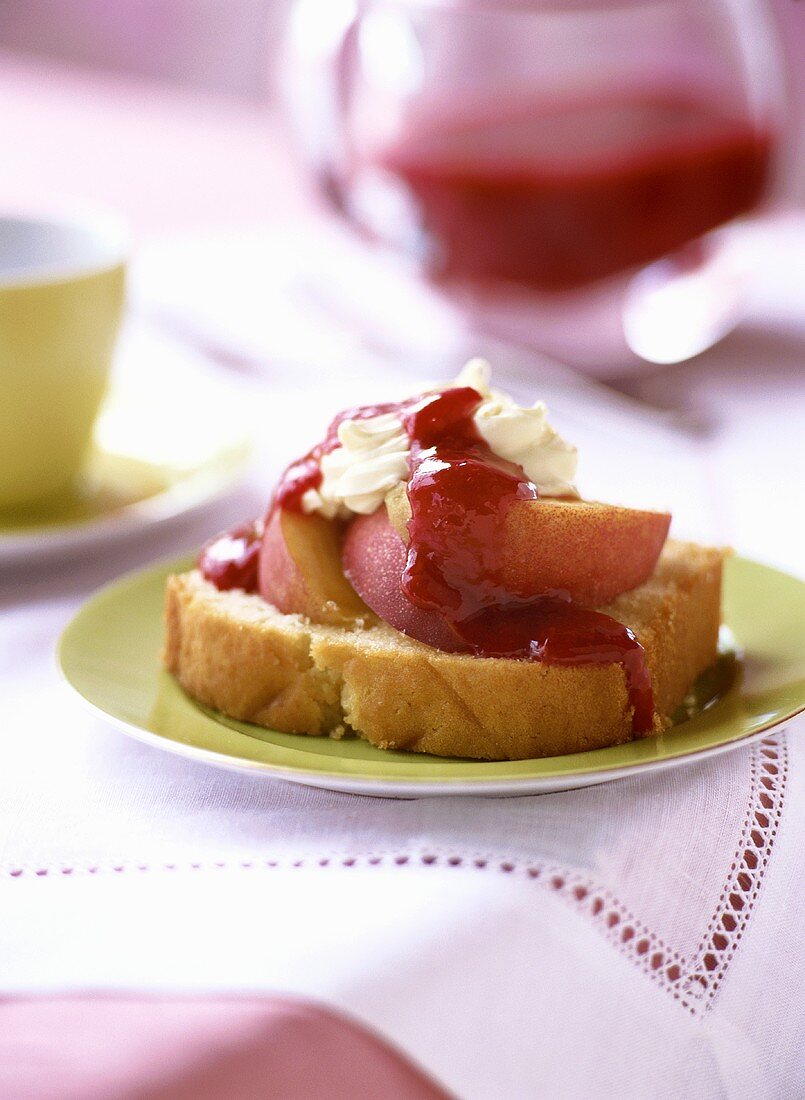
[499,497,671,607]
[356,486,670,611]
[259,508,372,627]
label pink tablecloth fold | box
[0,995,453,1100]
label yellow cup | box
[0,214,127,511]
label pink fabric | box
[0,53,313,236]
[0,995,453,1100]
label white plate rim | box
[0,444,250,565]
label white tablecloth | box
[2,224,804,1099]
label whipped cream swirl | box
[301,359,578,519]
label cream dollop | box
[460,359,579,498]
[300,358,578,519]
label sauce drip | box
[202,386,656,733]
[400,387,538,618]
[199,399,419,586]
[274,400,414,513]
[198,520,263,592]
[400,388,654,733]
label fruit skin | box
[347,493,671,630]
[342,507,463,650]
[259,508,372,627]
[266,489,670,640]
[500,498,671,607]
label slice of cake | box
[164,359,725,760]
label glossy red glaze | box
[454,599,653,734]
[198,520,263,593]
[399,387,538,618]
[379,96,773,291]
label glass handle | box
[622,230,752,365]
[280,0,357,201]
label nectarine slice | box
[342,508,463,650]
[259,509,372,627]
[377,488,669,608]
[501,498,670,606]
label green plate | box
[58,555,805,796]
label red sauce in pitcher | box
[377,94,773,291]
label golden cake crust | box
[163,540,725,761]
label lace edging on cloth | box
[2,736,789,1017]
[674,735,789,1013]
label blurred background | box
[0,0,299,234]
[0,0,286,101]
[1,0,803,474]
[1,0,801,228]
